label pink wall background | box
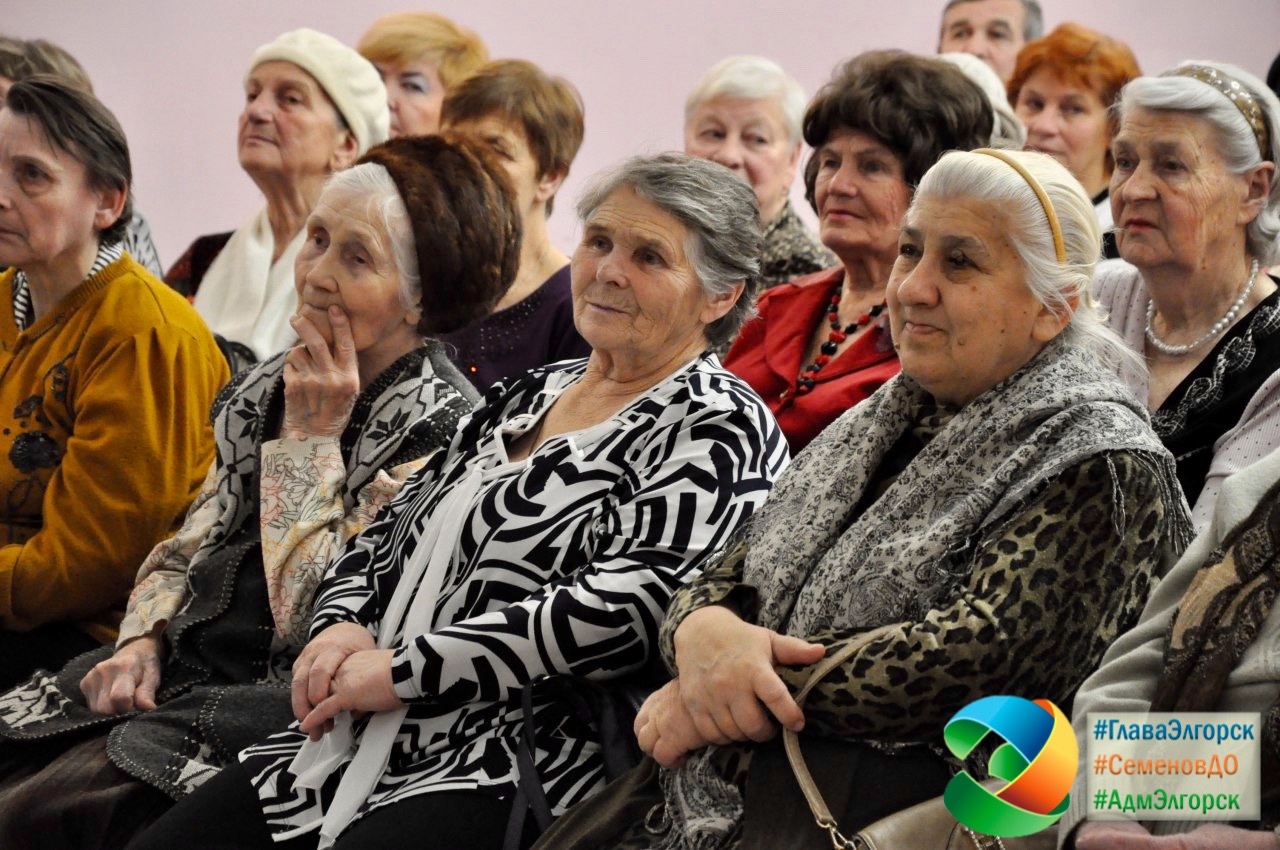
[8,0,1280,268]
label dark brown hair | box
[5,75,132,245]
[802,50,993,209]
[359,133,521,335]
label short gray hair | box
[914,149,1141,373]
[684,56,807,146]
[318,162,420,309]
[575,153,762,350]
[1116,61,1280,265]
[941,0,1044,42]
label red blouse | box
[724,268,900,453]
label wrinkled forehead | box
[941,0,1025,33]
[310,191,395,249]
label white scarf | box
[192,207,304,360]
[288,406,556,847]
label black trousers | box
[0,622,98,690]
[128,760,539,850]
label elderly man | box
[937,0,1044,82]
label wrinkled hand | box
[291,621,376,724]
[1074,821,1279,849]
[281,306,360,440]
[635,678,714,768]
[80,633,163,715]
[298,649,404,741]
[672,605,825,746]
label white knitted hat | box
[937,52,1028,151]
[249,28,390,154]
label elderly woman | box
[0,35,165,276]
[132,153,789,850]
[535,150,1193,850]
[357,11,488,138]
[0,77,227,688]
[438,59,591,391]
[166,28,388,369]
[723,50,992,452]
[1009,22,1141,258]
[0,134,519,849]
[1099,61,1280,529]
[684,55,834,289]
[1061,452,1280,849]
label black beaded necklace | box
[794,288,886,395]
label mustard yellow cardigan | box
[0,256,228,644]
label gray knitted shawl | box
[657,335,1193,849]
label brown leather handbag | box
[779,626,1057,850]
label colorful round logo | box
[942,695,1078,837]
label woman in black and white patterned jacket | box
[137,153,789,850]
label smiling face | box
[888,195,1065,407]
[293,189,421,361]
[812,126,912,266]
[1109,106,1258,275]
[684,96,800,224]
[376,58,447,137]
[238,60,355,182]
[571,186,739,368]
[1015,68,1112,196]
[938,0,1027,82]
[0,109,121,279]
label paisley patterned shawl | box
[743,335,1194,638]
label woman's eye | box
[897,242,919,258]
[946,252,971,269]
[585,235,609,251]
[700,129,725,141]
[640,250,665,267]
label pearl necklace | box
[1145,259,1259,357]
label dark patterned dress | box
[238,353,789,840]
[1095,260,1280,528]
[758,201,835,290]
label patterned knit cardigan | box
[0,342,476,799]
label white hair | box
[915,149,1143,374]
[1117,61,1280,265]
[936,52,1027,150]
[684,55,807,146]
[318,162,419,308]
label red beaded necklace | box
[794,288,886,395]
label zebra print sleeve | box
[389,388,789,704]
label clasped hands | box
[289,622,405,741]
[634,605,825,768]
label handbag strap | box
[782,624,900,850]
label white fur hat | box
[249,28,390,154]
